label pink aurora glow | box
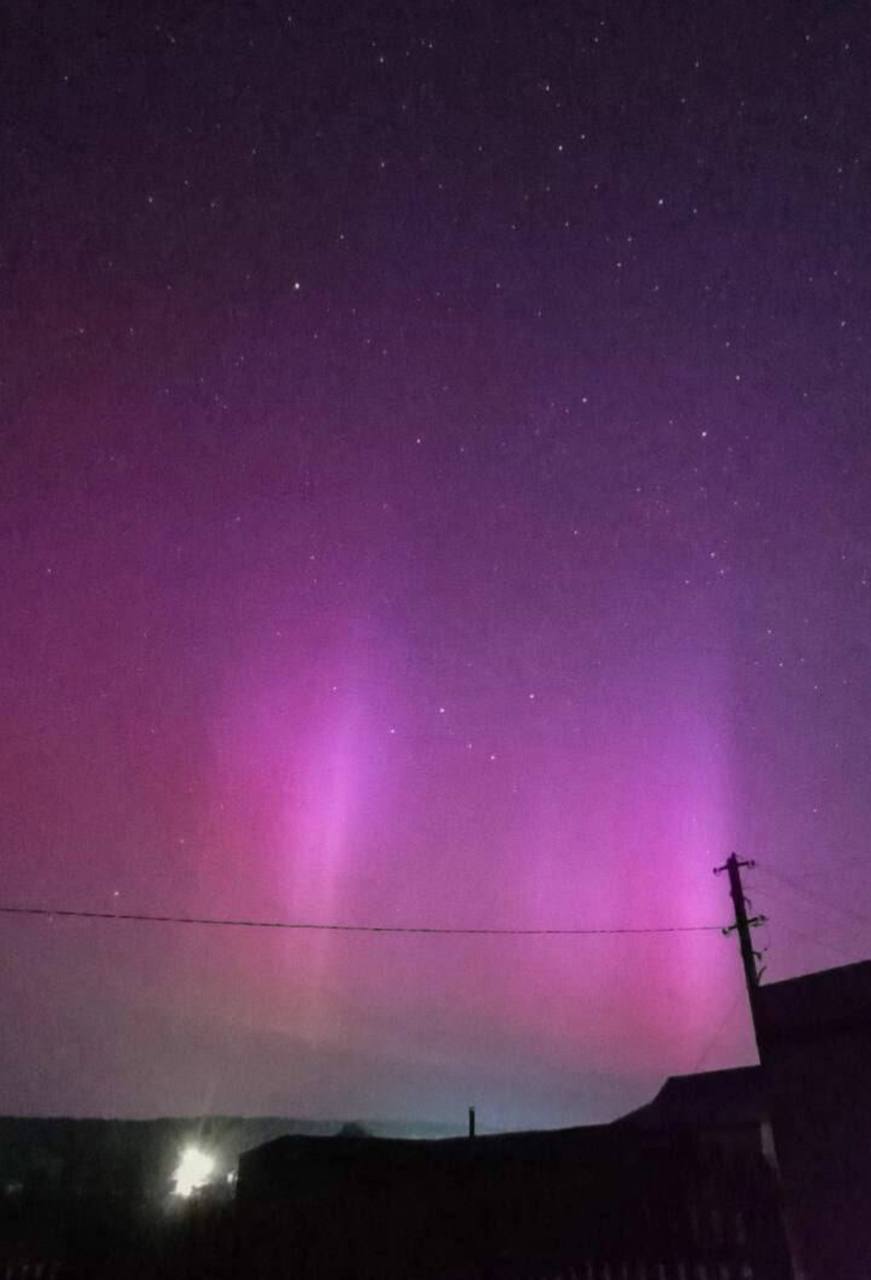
[4,0,871,1128]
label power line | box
[778,921,855,963]
[688,984,747,1076]
[755,864,871,931]
[0,903,724,937]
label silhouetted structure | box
[756,959,871,1280]
[0,1114,448,1278]
[616,1064,776,1157]
[235,1124,792,1278]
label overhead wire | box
[687,985,749,1076]
[777,921,855,963]
[0,903,724,937]
[749,873,851,958]
[755,864,871,931]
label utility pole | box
[714,857,808,1278]
[714,852,767,1019]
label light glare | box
[172,1146,216,1198]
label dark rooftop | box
[614,1066,765,1131]
[757,959,871,1043]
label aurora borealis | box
[3,0,871,1128]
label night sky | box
[3,0,871,1128]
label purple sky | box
[3,0,871,1128]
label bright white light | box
[172,1146,216,1198]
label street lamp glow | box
[172,1146,216,1198]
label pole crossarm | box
[714,851,765,996]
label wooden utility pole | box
[714,852,767,1020]
[715,856,810,1278]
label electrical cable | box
[755,864,871,930]
[0,903,724,937]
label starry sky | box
[3,0,871,1129]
